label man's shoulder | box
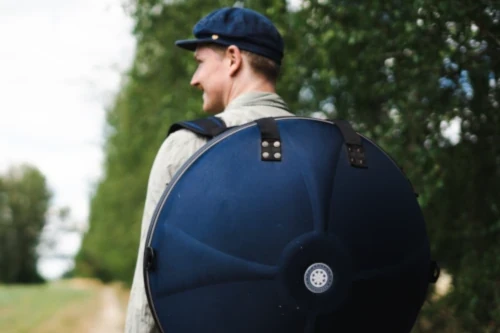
[158,128,207,156]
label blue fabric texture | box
[175,7,284,65]
[145,118,431,333]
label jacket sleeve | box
[125,130,207,332]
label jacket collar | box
[223,92,289,113]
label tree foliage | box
[77,0,499,331]
[0,165,51,284]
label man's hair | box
[241,50,280,84]
[206,44,281,84]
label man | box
[125,7,294,332]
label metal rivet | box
[348,147,352,152]
[359,160,363,164]
[274,141,281,148]
[274,152,281,159]
[350,158,355,162]
[262,141,269,147]
[357,148,361,153]
[263,152,270,159]
[212,34,219,40]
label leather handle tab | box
[335,120,367,168]
[256,118,282,162]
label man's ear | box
[225,45,242,76]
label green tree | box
[0,165,52,283]
[292,1,499,331]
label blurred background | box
[0,0,498,332]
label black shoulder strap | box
[429,260,440,283]
[167,116,227,139]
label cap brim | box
[175,38,222,51]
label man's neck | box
[225,77,276,107]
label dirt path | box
[31,279,129,333]
[90,285,126,333]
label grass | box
[0,281,100,333]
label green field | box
[0,281,101,333]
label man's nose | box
[190,75,200,89]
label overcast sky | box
[0,0,135,278]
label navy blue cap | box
[175,7,284,65]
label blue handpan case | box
[144,117,438,333]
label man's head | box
[175,7,284,113]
